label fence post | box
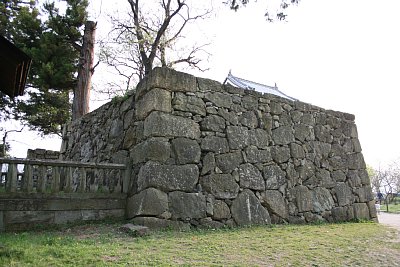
[22,164,33,192]
[37,165,47,193]
[6,163,17,192]
[52,166,60,193]
[78,167,87,193]
[123,159,132,194]
[64,167,74,193]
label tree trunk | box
[72,21,96,121]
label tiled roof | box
[224,71,297,101]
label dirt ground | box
[378,212,400,239]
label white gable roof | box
[224,71,297,101]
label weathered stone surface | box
[201,173,239,199]
[205,92,232,108]
[332,170,346,182]
[334,183,354,207]
[312,187,334,213]
[212,200,231,220]
[346,153,366,170]
[317,169,335,188]
[241,94,258,110]
[131,138,170,164]
[240,111,258,128]
[215,151,243,173]
[201,136,229,154]
[290,143,305,159]
[173,92,206,116]
[245,146,272,164]
[353,203,370,220]
[354,186,373,203]
[259,190,289,219]
[272,126,294,145]
[136,67,196,99]
[201,115,226,132]
[263,164,286,190]
[169,191,206,219]
[291,185,313,212]
[238,163,265,190]
[271,146,291,164]
[218,108,239,125]
[294,124,313,142]
[231,189,271,226]
[249,129,269,149]
[137,162,199,192]
[136,88,171,120]
[144,111,200,139]
[226,126,249,150]
[109,119,123,138]
[172,138,201,164]
[126,188,168,218]
[201,152,215,175]
[332,207,347,222]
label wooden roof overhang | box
[0,35,32,98]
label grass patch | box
[381,203,400,213]
[0,221,399,266]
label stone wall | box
[61,67,377,229]
[27,148,60,160]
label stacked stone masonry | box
[61,68,377,229]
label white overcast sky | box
[3,0,400,169]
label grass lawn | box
[381,203,400,213]
[0,221,399,266]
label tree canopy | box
[0,0,89,135]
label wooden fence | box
[0,158,132,231]
[0,158,131,194]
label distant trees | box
[369,161,400,211]
[0,0,94,135]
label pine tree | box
[1,0,89,135]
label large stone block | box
[263,164,286,190]
[201,136,229,154]
[137,162,199,192]
[201,152,216,175]
[173,92,206,116]
[204,92,232,108]
[144,111,200,139]
[201,173,239,199]
[353,203,370,220]
[215,151,243,173]
[136,67,197,99]
[231,189,271,226]
[126,188,168,218]
[131,138,170,164]
[271,146,291,164]
[240,111,258,128]
[172,138,201,164]
[291,185,313,212]
[212,200,231,220]
[201,115,226,132]
[136,88,172,120]
[312,187,334,213]
[334,183,354,207]
[226,126,250,150]
[259,190,289,219]
[272,126,294,145]
[245,146,272,164]
[249,129,270,149]
[238,163,265,190]
[169,191,207,219]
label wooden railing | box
[0,158,131,194]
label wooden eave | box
[0,35,32,98]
